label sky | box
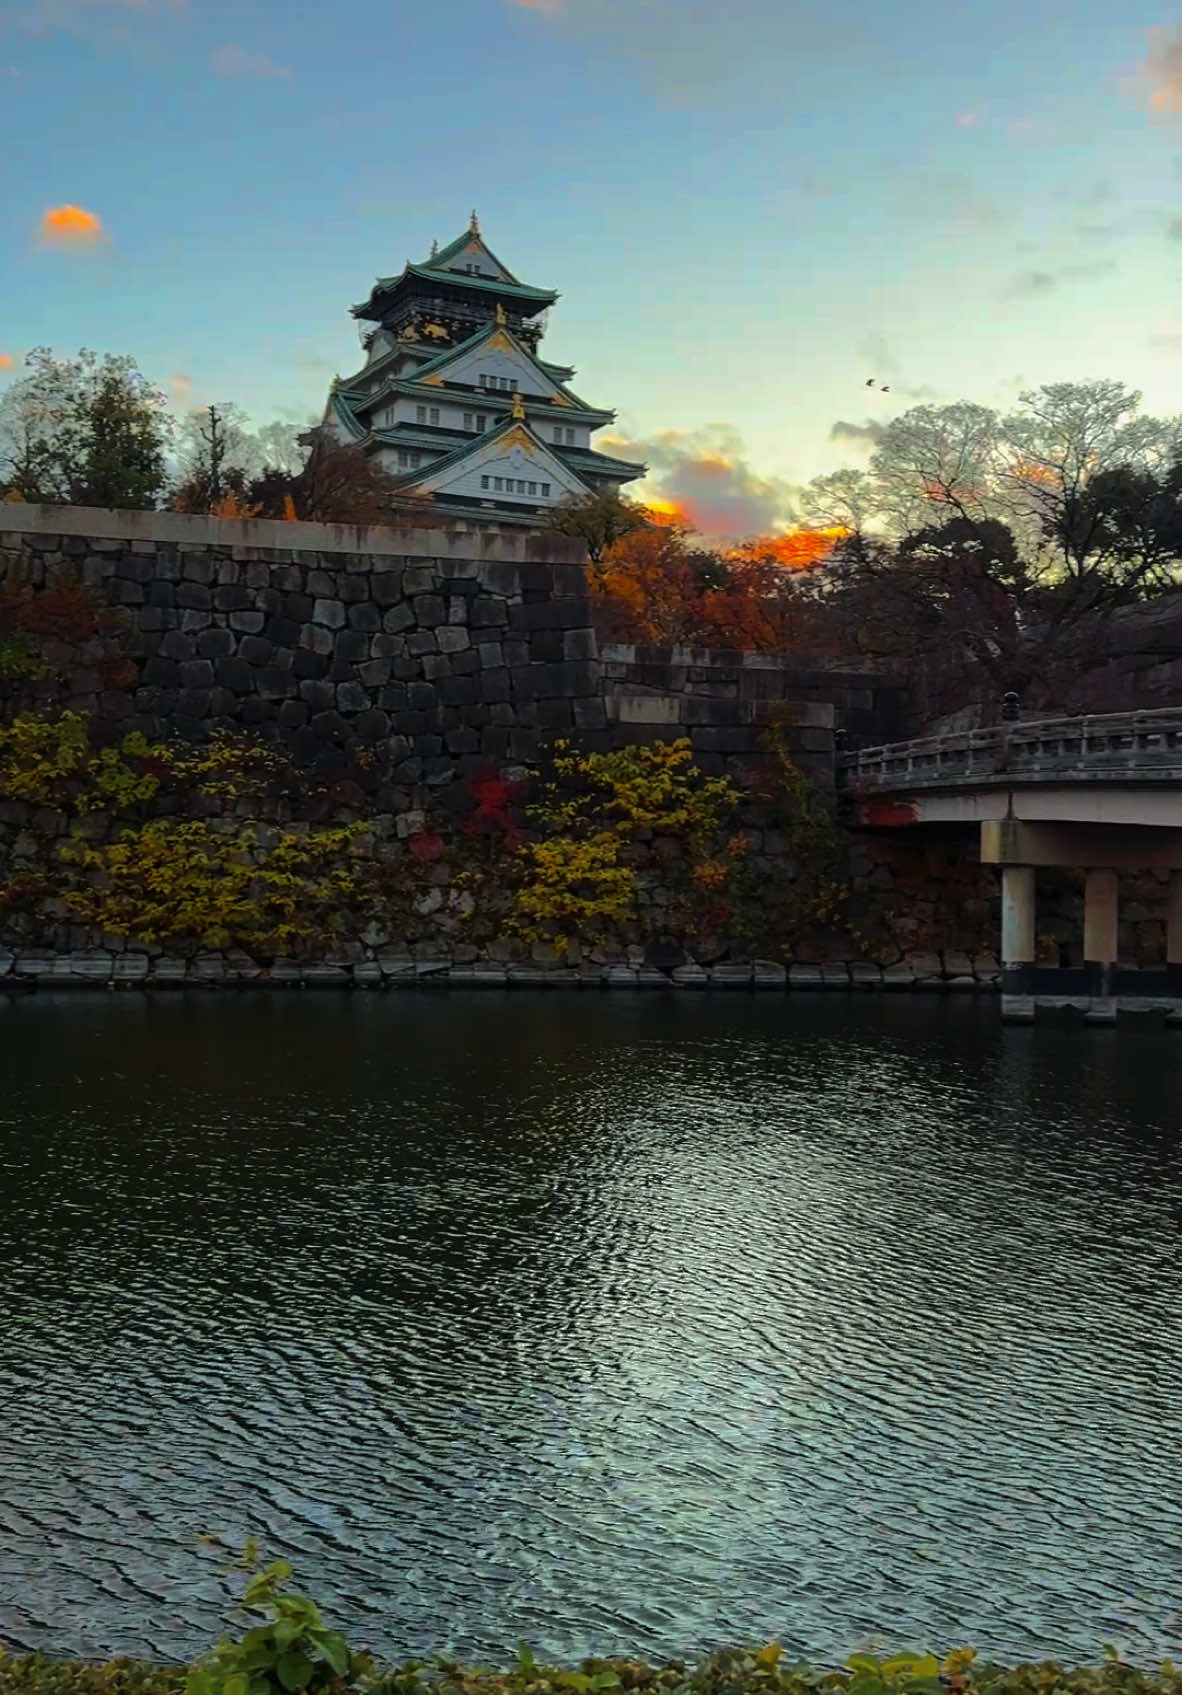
[0,0,1180,535]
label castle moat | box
[1,992,1179,1670]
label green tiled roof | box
[556,444,647,481]
[352,264,557,318]
[426,227,522,283]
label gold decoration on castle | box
[421,374,444,387]
[510,392,526,421]
[549,393,575,407]
[487,329,513,353]
[502,425,534,453]
[495,303,507,326]
[398,322,420,341]
[422,322,449,341]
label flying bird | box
[882,385,891,392]
[865,378,876,387]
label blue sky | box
[1,0,1180,533]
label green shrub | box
[1,1552,1178,1695]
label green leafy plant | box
[186,1542,369,1695]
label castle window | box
[493,476,503,491]
[528,481,537,496]
[463,412,473,429]
[553,427,562,443]
[475,413,486,430]
[416,406,426,423]
[565,427,575,444]
[429,407,440,426]
[481,475,490,489]
[541,482,551,497]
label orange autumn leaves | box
[590,512,846,650]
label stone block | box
[671,964,709,987]
[615,693,683,726]
[111,953,150,980]
[229,609,265,634]
[336,681,370,713]
[302,964,350,985]
[471,597,509,628]
[752,962,787,988]
[437,626,470,654]
[312,598,346,629]
[849,962,882,987]
[710,964,753,988]
[407,630,438,656]
[789,964,823,986]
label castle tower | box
[321,216,645,524]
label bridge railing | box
[839,707,1182,792]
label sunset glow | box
[38,205,105,248]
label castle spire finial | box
[470,208,480,235]
[430,237,438,258]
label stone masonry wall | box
[0,505,978,991]
[1,506,602,789]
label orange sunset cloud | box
[38,204,105,248]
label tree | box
[545,488,651,567]
[172,403,254,511]
[796,382,1182,718]
[248,428,429,526]
[0,348,172,509]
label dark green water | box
[0,992,1180,1671]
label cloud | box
[896,172,1004,228]
[9,0,182,32]
[211,41,289,76]
[598,423,797,540]
[829,419,886,451]
[1126,27,1182,117]
[1005,260,1116,297]
[498,0,887,108]
[0,354,14,370]
[1008,270,1057,296]
[38,203,105,247]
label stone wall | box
[0,504,985,989]
[601,644,906,777]
[1,505,602,792]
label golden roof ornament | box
[510,391,526,421]
[470,208,480,235]
[495,302,507,327]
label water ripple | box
[0,994,1179,1671]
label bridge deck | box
[839,706,1182,793]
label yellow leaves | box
[509,738,742,949]
[63,818,370,951]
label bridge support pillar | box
[1000,865,1036,1021]
[1001,865,1035,968]
[1083,868,1118,1002]
[1168,871,1182,967]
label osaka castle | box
[322,213,646,525]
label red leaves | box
[408,828,445,863]
[458,767,526,848]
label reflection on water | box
[0,993,1179,1671]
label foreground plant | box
[186,1542,369,1695]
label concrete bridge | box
[838,707,1182,1021]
